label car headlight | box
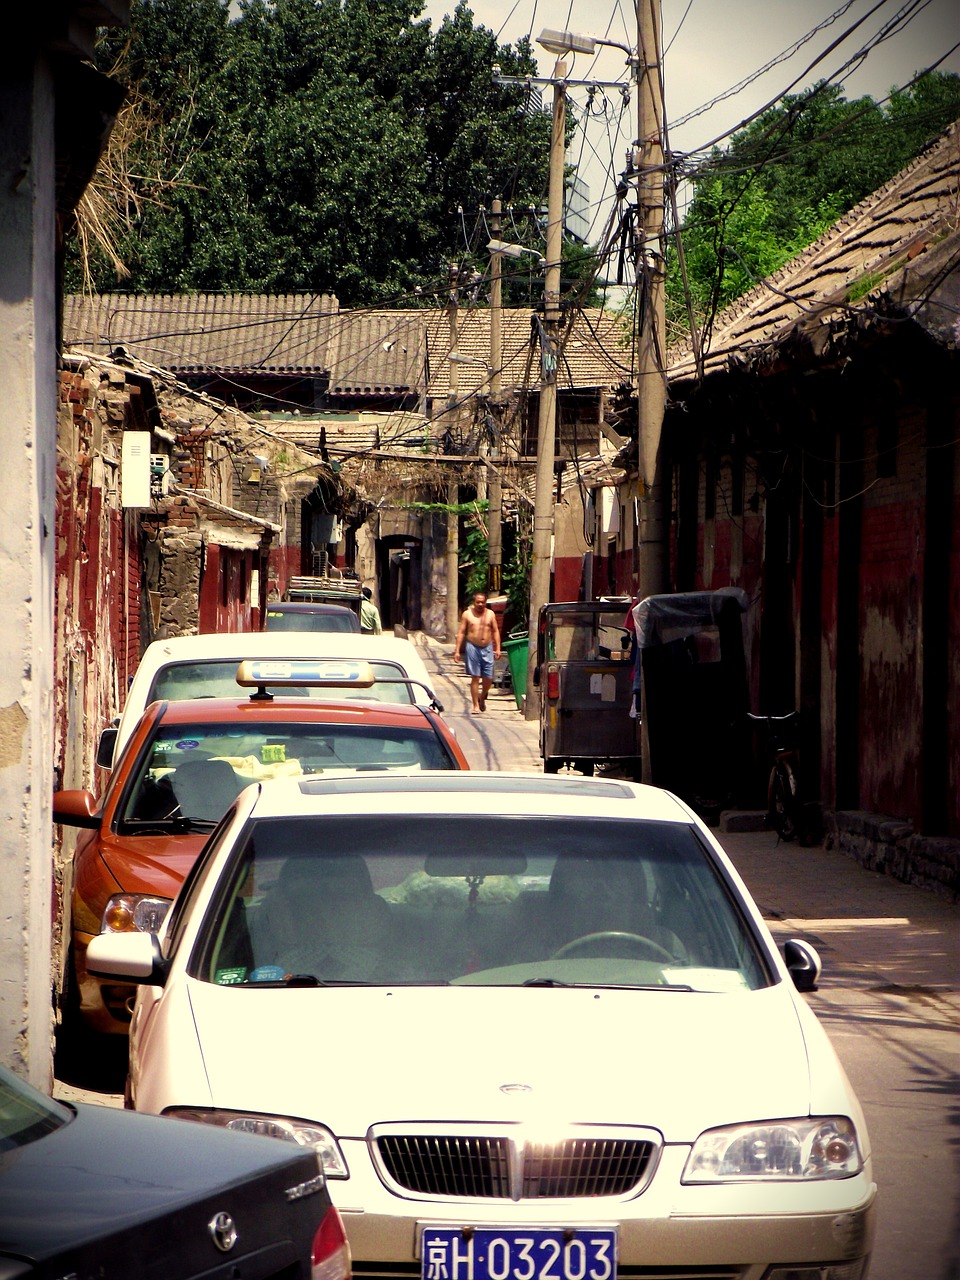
[164,1107,349,1178]
[101,893,171,934]
[682,1117,862,1182]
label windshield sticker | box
[214,967,247,985]
[250,965,287,982]
[173,739,202,752]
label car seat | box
[170,758,245,822]
[255,853,391,980]
[545,852,684,960]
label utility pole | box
[444,263,461,642]
[486,197,503,595]
[524,61,566,719]
[634,0,668,599]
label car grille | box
[374,1130,657,1200]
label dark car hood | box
[0,1100,324,1273]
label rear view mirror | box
[86,932,169,987]
[784,937,822,992]
[53,790,100,829]
[96,727,118,769]
[425,852,528,878]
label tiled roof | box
[64,292,340,373]
[63,295,633,395]
[422,306,633,399]
[324,311,426,395]
[252,411,435,458]
[667,119,960,383]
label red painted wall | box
[199,543,258,634]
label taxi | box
[56,660,468,1034]
[101,630,442,768]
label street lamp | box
[448,352,494,370]
[486,239,545,265]
[536,28,637,64]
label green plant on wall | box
[460,520,489,600]
[502,511,531,634]
[402,495,530,628]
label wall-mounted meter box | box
[121,432,152,508]
[150,454,170,496]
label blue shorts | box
[465,641,494,679]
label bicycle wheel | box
[769,760,802,842]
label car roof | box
[133,631,427,663]
[244,771,695,822]
[129,632,432,688]
[146,696,436,727]
[266,602,355,614]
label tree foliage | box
[67,0,553,303]
[666,72,960,340]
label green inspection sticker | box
[215,967,247,985]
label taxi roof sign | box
[236,659,377,695]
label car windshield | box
[148,659,417,704]
[197,815,770,993]
[0,1068,70,1153]
[545,610,632,662]
[265,610,359,633]
[117,724,455,828]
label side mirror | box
[86,932,169,987]
[96,727,118,770]
[533,665,541,688]
[784,937,822,992]
[53,790,101,829]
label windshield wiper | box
[521,977,694,992]
[589,982,695,992]
[241,975,386,988]
[242,974,328,988]
[118,816,217,834]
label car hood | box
[99,833,209,898]
[188,983,813,1140]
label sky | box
[419,0,960,245]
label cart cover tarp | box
[633,588,749,649]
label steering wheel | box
[551,930,675,962]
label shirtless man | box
[453,592,502,712]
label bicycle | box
[746,711,806,843]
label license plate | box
[421,1227,617,1280]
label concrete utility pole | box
[486,198,504,595]
[445,264,461,642]
[1,50,59,1087]
[523,61,566,719]
[634,0,669,598]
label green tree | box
[666,72,960,338]
[65,0,552,304]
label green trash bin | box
[502,634,529,711]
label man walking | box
[360,586,382,634]
[453,592,501,713]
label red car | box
[55,660,468,1035]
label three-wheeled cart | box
[534,599,640,777]
[635,587,750,814]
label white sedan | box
[89,772,876,1278]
